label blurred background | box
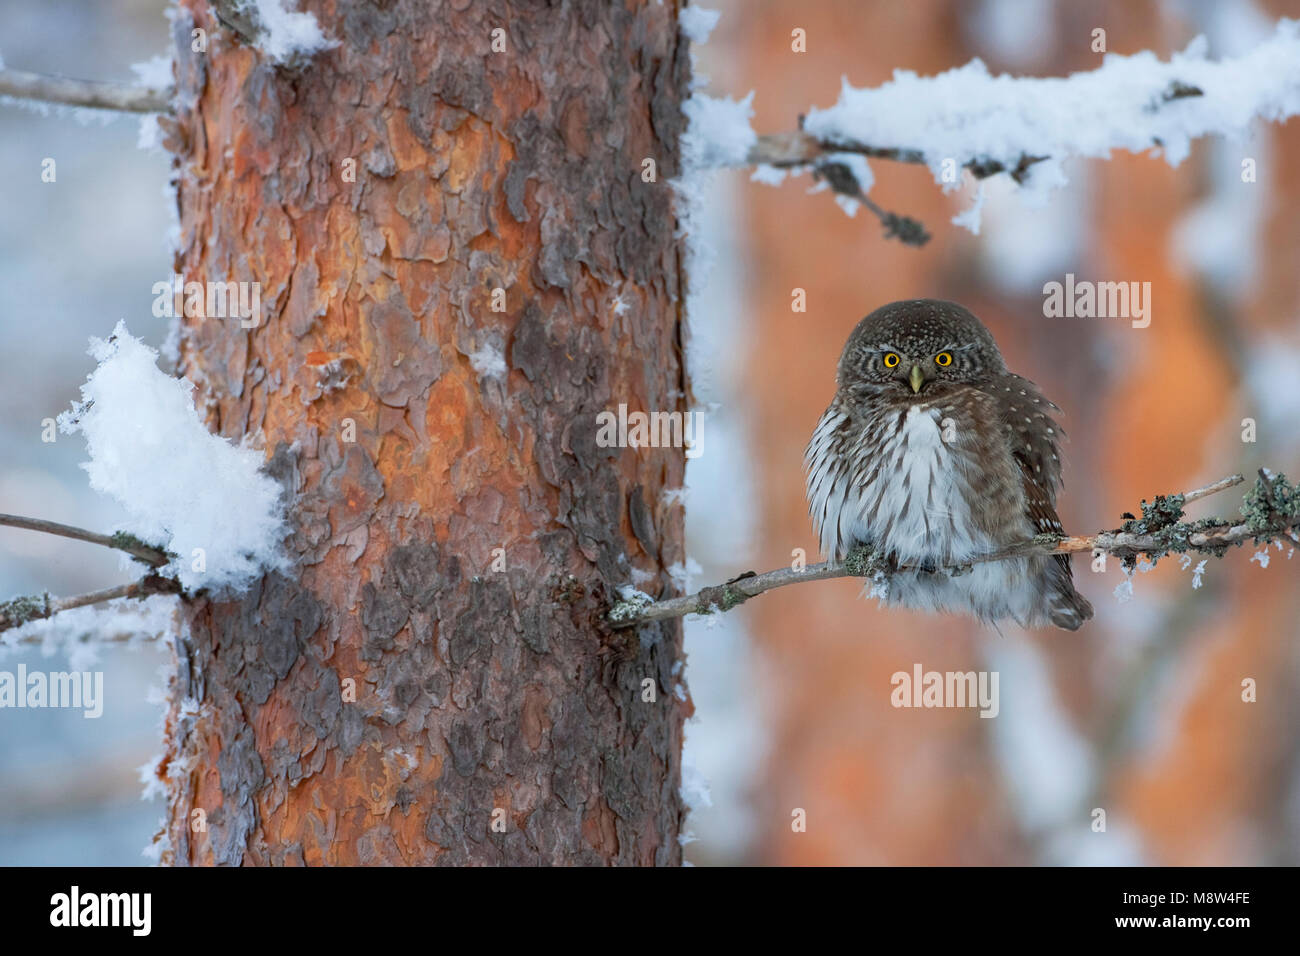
[0,0,174,865]
[1,0,1297,865]
[681,0,1300,866]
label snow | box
[679,5,721,44]
[661,486,689,507]
[128,54,173,89]
[465,343,506,379]
[681,91,757,169]
[950,180,987,234]
[750,164,788,186]
[136,114,164,153]
[616,585,654,604]
[56,323,287,594]
[667,557,703,591]
[129,55,173,153]
[245,0,337,65]
[680,747,713,812]
[137,755,168,802]
[803,19,1300,200]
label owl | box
[805,299,1094,631]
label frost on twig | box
[607,472,1300,629]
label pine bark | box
[155,0,690,866]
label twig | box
[749,129,1047,185]
[0,66,172,113]
[812,159,930,246]
[0,575,182,634]
[609,473,1298,629]
[0,514,169,567]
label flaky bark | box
[155,0,691,865]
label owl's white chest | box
[841,403,990,565]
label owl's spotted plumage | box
[805,299,1094,631]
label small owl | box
[805,299,1094,631]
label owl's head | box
[836,299,1006,396]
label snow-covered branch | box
[0,65,171,113]
[691,19,1300,241]
[608,473,1300,629]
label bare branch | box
[0,575,182,635]
[609,473,1297,629]
[0,514,169,567]
[0,66,171,113]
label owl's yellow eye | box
[883,353,900,368]
[935,352,953,367]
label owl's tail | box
[1046,560,1094,631]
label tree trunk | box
[155,0,691,866]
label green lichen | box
[1242,472,1299,538]
[844,544,887,577]
[1106,474,1298,570]
[1119,493,1186,536]
[691,583,748,616]
[715,586,746,612]
[607,590,653,626]
[0,592,50,626]
[110,530,169,565]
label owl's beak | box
[909,364,925,394]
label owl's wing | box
[987,372,1065,494]
[805,405,852,559]
[988,372,1073,574]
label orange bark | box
[158,0,692,865]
